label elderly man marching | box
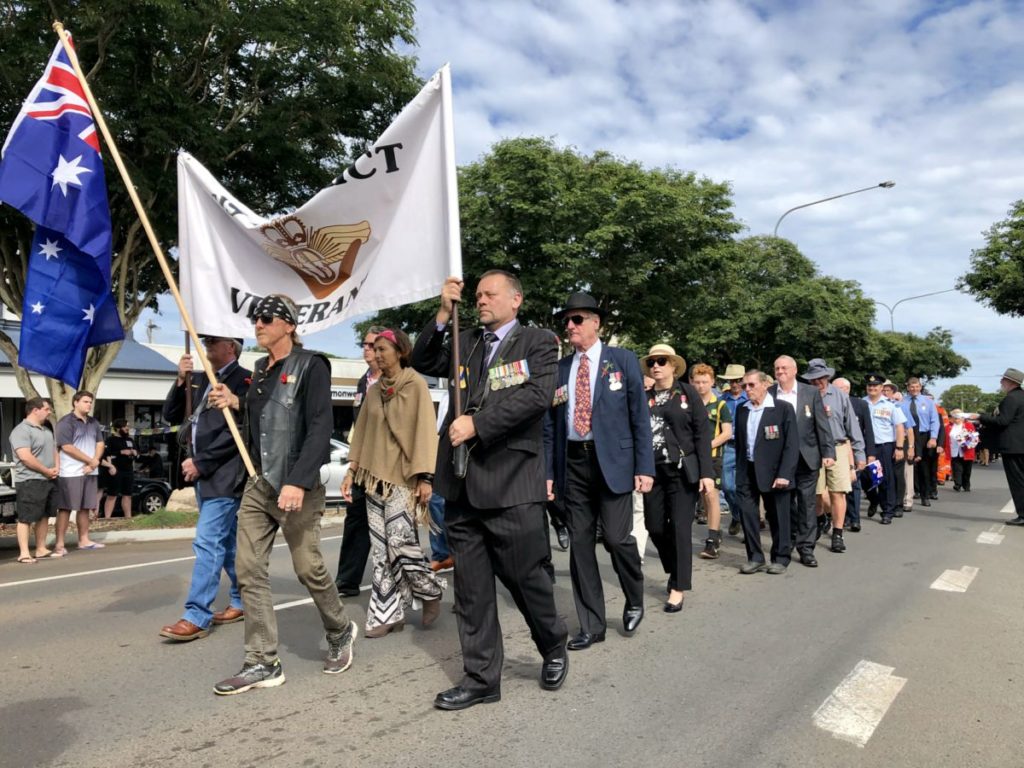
[801,359,865,555]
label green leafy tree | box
[958,199,1024,316]
[939,384,1003,414]
[361,136,741,344]
[0,0,420,413]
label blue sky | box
[140,0,1024,394]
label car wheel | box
[139,490,166,514]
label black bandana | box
[251,295,297,325]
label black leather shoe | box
[433,685,501,710]
[894,509,904,517]
[567,631,606,650]
[920,499,931,508]
[335,584,361,598]
[1007,517,1024,526]
[623,606,644,634]
[541,651,568,690]
[555,525,570,551]
[930,491,938,500]
[880,517,893,525]
[663,599,683,613]
[867,504,878,518]
[739,561,767,574]
[799,551,818,568]
[848,524,861,533]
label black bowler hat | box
[555,292,606,321]
[864,373,886,386]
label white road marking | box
[273,584,369,612]
[930,565,979,592]
[977,524,1005,545]
[999,500,1016,515]
[813,660,907,747]
[0,534,344,589]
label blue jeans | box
[428,492,450,561]
[182,489,242,629]
[722,443,740,521]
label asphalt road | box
[2,464,1021,768]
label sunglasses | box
[253,314,277,326]
[648,357,670,367]
[199,336,227,345]
[564,314,590,327]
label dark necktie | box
[910,395,919,428]
[475,331,498,386]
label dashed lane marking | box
[0,535,344,589]
[929,565,979,592]
[813,660,907,747]
[977,524,1005,545]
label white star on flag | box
[39,238,62,260]
[51,154,92,196]
[31,302,44,314]
[82,303,95,324]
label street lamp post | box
[774,181,895,237]
[872,288,958,331]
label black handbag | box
[678,451,700,485]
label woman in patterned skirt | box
[342,328,445,637]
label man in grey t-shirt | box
[54,390,105,553]
[10,398,59,563]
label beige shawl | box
[348,366,438,498]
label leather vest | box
[252,348,330,492]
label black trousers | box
[867,442,897,518]
[914,433,938,498]
[334,486,369,590]
[737,464,792,566]
[565,442,644,634]
[445,499,568,692]
[643,463,698,592]
[789,459,819,554]
[1003,453,1024,518]
[893,437,908,508]
[951,457,974,490]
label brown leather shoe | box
[212,606,245,625]
[159,619,209,642]
[430,556,454,573]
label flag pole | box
[52,22,256,477]
[439,64,464,418]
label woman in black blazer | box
[641,344,714,612]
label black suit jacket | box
[768,382,835,469]
[163,360,251,499]
[640,381,713,478]
[980,386,1024,454]
[734,397,800,493]
[412,318,557,509]
[850,396,877,460]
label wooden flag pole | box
[52,22,256,477]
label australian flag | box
[0,38,123,387]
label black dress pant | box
[951,456,973,490]
[445,499,568,692]
[565,442,644,635]
[737,464,792,566]
[866,442,897,518]
[334,485,369,590]
[914,433,938,498]
[893,436,908,508]
[789,458,819,554]
[1003,453,1024,518]
[643,462,699,591]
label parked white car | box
[320,439,351,506]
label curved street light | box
[774,181,895,237]
[872,288,957,332]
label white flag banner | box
[177,65,461,337]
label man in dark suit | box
[976,367,1024,524]
[412,270,568,711]
[159,335,251,641]
[334,326,383,597]
[833,377,876,533]
[546,292,654,650]
[735,369,800,574]
[770,355,835,567]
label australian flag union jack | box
[0,37,123,387]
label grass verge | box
[124,509,199,529]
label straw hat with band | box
[641,344,686,378]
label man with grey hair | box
[802,360,865,555]
[833,377,876,532]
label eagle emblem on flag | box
[259,215,371,299]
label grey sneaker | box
[324,621,358,674]
[213,659,285,695]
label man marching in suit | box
[413,270,568,711]
[735,369,800,574]
[546,292,654,651]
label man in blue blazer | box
[546,292,655,650]
[734,369,800,574]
